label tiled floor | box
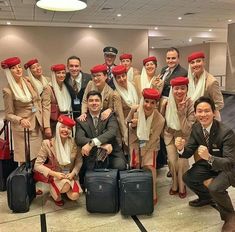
[1,92,235,232]
[0,167,234,232]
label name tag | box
[32,106,37,113]
[212,148,220,152]
[74,98,80,105]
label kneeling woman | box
[34,115,83,206]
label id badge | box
[32,106,37,113]
[74,98,80,105]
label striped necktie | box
[72,79,78,94]
[203,128,210,147]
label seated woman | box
[34,115,83,206]
[49,64,72,133]
[126,88,165,205]
[163,77,195,198]
[112,65,139,144]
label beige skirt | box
[50,177,83,199]
[13,124,43,162]
[130,143,157,168]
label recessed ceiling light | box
[6,21,11,25]
[228,19,232,22]
[209,29,212,32]
[189,38,192,42]
[117,13,122,17]
[88,25,92,28]
[36,0,87,12]
[154,27,158,30]
[151,47,155,49]
[178,17,182,20]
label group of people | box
[1,46,234,231]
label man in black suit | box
[175,96,235,231]
[64,56,91,120]
[160,47,188,98]
[158,47,188,173]
[75,90,126,172]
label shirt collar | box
[202,122,213,133]
[71,72,82,82]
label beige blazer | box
[34,138,82,178]
[3,77,43,131]
[129,109,165,156]
[132,74,164,99]
[163,97,195,145]
[113,91,133,141]
[204,72,224,111]
[81,80,114,113]
[41,85,51,128]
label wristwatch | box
[89,140,95,148]
[208,155,215,165]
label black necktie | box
[203,128,210,147]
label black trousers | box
[183,160,234,220]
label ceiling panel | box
[0,0,233,48]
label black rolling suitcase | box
[7,129,36,213]
[84,167,119,213]
[0,120,18,191]
[119,122,154,216]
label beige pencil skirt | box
[13,124,43,162]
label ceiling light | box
[36,0,87,12]
[117,13,122,17]
[228,19,232,22]
[178,17,182,20]
[209,29,212,32]
[151,47,155,49]
[6,21,11,25]
[189,38,192,42]
[88,25,92,28]
[154,27,158,30]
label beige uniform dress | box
[41,84,51,132]
[113,90,139,144]
[34,138,83,199]
[129,109,165,168]
[81,80,114,113]
[204,72,224,112]
[3,77,43,162]
[163,97,195,190]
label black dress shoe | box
[189,198,214,207]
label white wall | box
[0,26,148,110]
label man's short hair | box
[166,47,180,57]
[87,90,102,101]
[194,96,216,113]
[67,56,81,64]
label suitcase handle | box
[127,169,144,173]
[24,128,31,170]
[93,168,110,172]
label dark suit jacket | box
[161,64,188,97]
[75,112,124,159]
[64,72,91,118]
[180,120,235,186]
